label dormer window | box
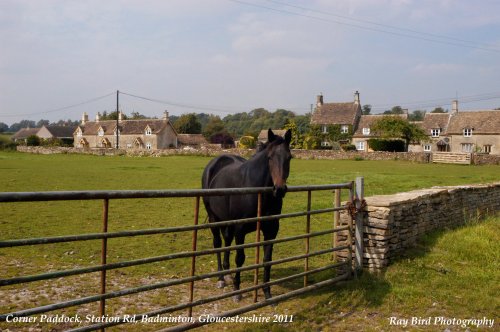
[97,127,104,136]
[322,125,328,134]
[340,125,349,134]
[145,126,152,136]
[431,129,441,137]
[463,128,472,137]
[362,128,370,135]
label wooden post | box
[355,177,364,273]
[333,189,340,260]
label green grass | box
[0,151,498,331]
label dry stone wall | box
[337,183,500,271]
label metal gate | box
[0,178,364,331]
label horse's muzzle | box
[273,185,288,198]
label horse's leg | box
[232,233,246,302]
[262,224,279,300]
[222,226,235,286]
[210,226,225,288]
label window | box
[356,141,365,151]
[321,141,330,147]
[463,128,472,137]
[431,129,440,137]
[483,145,492,153]
[97,128,104,136]
[126,143,132,149]
[146,143,152,150]
[145,126,152,135]
[461,143,473,153]
[362,128,370,135]
[341,125,349,134]
[424,145,432,152]
[322,125,328,134]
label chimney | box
[118,111,123,122]
[95,112,101,122]
[452,100,458,114]
[316,94,323,107]
[354,91,360,104]
[163,110,169,121]
[81,112,88,125]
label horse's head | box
[266,128,292,198]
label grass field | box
[0,151,498,331]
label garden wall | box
[337,182,500,271]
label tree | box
[0,122,9,133]
[9,120,36,132]
[283,119,302,149]
[130,111,148,119]
[409,110,426,121]
[36,119,50,127]
[100,111,128,120]
[431,107,447,113]
[174,113,202,134]
[202,116,225,139]
[362,104,372,115]
[371,115,428,151]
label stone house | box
[310,91,362,147]
[11,128,40,143]
[411,101,500,155]
[12,125,76,144]
[257,129,287,143]
[74,111,178,149]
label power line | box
[266,0,493,49]
[229,0,500,54]
[0,92,115,118]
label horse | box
[201,129,292,301]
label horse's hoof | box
[232,294,242,302]
[224,274,234,284]
[216,280,225,289]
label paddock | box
[0,179,365,331]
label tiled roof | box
[78,119,169,135]
[177,134,208,145]
[11,128,39,139]
[353,114,408,137]
[420,113,451,133]
[446,110,500,134]
[311,102,360,125]
[44,125,77,138]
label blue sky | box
[1,0,499,125]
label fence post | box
[355,177,364,273]
[304,190,311,287]
[253,193,262,303]
[333,189,341,261]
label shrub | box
[26,135,41,146]
[342,144,357,151]
[368,139,405,152]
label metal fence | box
[0,179,364,331]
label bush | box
[342,144,357,151]
[26,135,41,146]
[239,136,256,149]
[0,136,17,151]
[368,139,405,152]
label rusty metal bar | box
[0,183,353,203]
[253,193,262,303]
[304,190,311,287]
[1,226,349,286]
[99,199,109,332]
[333,189,341,261]
[0,206,347,248]
[188,196,200,317]
[1,245,348,320]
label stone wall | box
[15,146,500,165]
[337,183,500,271]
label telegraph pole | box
[116,90,119,149]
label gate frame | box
[0,178,364,331]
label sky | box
[1,0,499,125]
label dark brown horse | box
[202,129,292,301]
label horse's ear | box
[268,128,276,142]
[284,129,292,145]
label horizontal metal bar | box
[0,207,347,247]
[1,226,349,286]
[1,245,348,320]
[67,262,348,332]
[0,183,353,203]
